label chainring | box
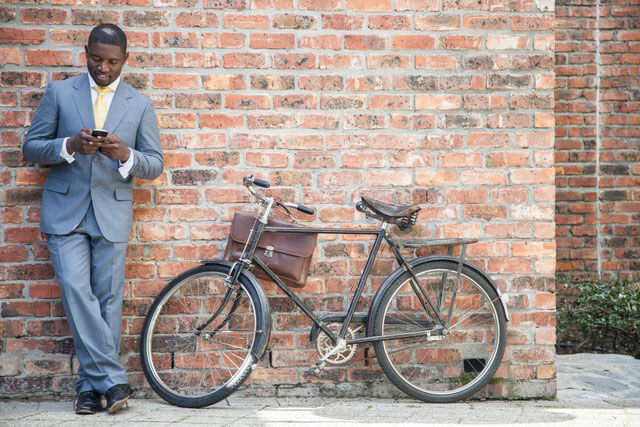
[315,324,358,365]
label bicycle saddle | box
[359,197,421,219]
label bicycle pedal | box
[305,366,320,375]
[307,360,326,375]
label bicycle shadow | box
[225,396,637,425]
[143,395,637,425]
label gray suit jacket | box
[23,74,163,242]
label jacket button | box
[91,184,96,189]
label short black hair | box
[88,24,127,53]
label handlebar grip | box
[253,178,270,188]
[297,204,315,215]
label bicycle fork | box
[194,260,247,336]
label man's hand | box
[67,129,105,155]
[99,133,130,163]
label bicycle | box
[140,175,509,408]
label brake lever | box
[276,202,303,224]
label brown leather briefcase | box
[224,212,318,288]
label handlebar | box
[243,175,270,189]
[243,175,315,216]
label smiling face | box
[84,42,128,87]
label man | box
[23,24,163,415]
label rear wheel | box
[371,260,506,403]
[140,264,267,408]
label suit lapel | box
[72,74,94,129]
[104,81,132,133]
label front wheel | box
[371,260,507,403]
[140,263,269,408]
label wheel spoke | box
[446,298,496,331]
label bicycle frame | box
[234,221,446,347]
[141,177,509,407]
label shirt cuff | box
[118,148,134,179]
[60,137,75,163]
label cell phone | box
[91,129,108,137]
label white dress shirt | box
[61,74,134,179]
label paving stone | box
[1,354,640,425]
[572,375,628,391]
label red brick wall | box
[1,1,556,398]
[555,0,640,280]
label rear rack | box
[400,238,477,277]
[401,238,478,249]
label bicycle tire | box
[140,263,269,408]
[371,259,506,403]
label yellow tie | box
[93,86,110,129]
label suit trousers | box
[47,203,128,394]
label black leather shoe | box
[75,390,102,415]
[105,384,135,414]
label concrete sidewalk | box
[2,353,639,426]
